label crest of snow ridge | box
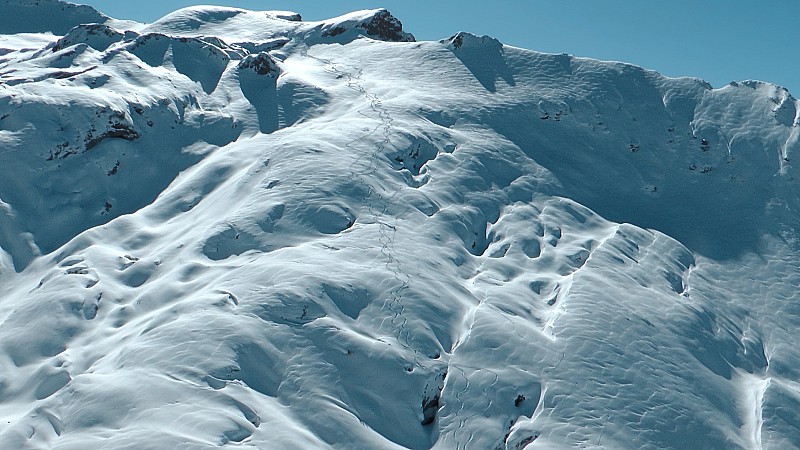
[319,9,415,42]
[143,5,414,44]
[3,2,800,449]
[0,3,417,271]
[47,23,126,53]
[0,0,108,34]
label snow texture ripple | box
[1,1,800,449]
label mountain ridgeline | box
[1,1,799,449]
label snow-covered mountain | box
[1,1,800,448]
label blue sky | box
[79,0,799,95]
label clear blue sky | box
[79,0,799,95]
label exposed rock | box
[358,9,415,42]
[319,9,415,43]
[441,31,502,51]
[237,52,280,76]
[269,11,302,22]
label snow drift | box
[1,2,799,449]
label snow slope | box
[1,2,800,449]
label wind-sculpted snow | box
[0,0,108,35]
[1,2,800,449]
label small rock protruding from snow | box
[237,52,281,77]
[268,11,302,22]
[441,31,502,50]
[421,370,447,426]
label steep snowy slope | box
[1,2,800,449]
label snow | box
[1,1,800,449]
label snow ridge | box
[1,2,800,449]
[0,0,109,35]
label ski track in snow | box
[304,45,419,366]
[2,2,800,450]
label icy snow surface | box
[1,1,800,449]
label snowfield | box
[1,1,800,448]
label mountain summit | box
[1,2,799,449]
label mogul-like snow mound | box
[1,2,800,449]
